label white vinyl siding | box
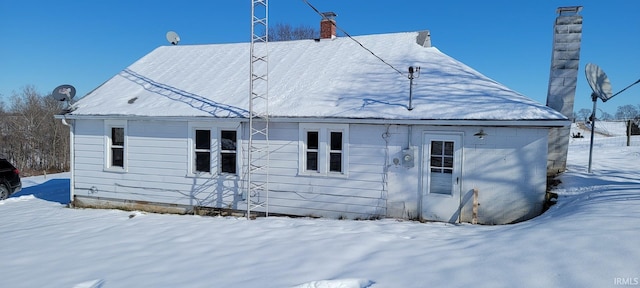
[72,119,550,223]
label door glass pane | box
[443,157,453,168]
[431,141,442,155]
[444,142,454,155]
[430,156,442,167]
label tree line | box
[574,104,640,123]
[0,86,69,176]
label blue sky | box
[1,0,638,115]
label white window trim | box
[188,122,241,177]
[104,120,127,173]
[299,123,349,177]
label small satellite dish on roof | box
[166,31,180,45]
[52,84,76,102]
[585,63,613,102]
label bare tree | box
[0,86,68,175]
[600,111,613,121]
[615,104,639,121]
[577,108,591,122]
[269,23,318,41]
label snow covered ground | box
[1,130,639,287]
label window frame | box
[305,130,319,172]
[194,129,212,173]
[299,123,348,177]
[104,120,127,172]
[188,122,240,176]
[219,129,238,174]
[328,130,343,173]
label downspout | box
[61,116,75,205]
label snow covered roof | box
[69,31,567,123]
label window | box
[104,120,127,171]
[111,127,124,167]
[429,140,454,195]
[329,131,342,172]
[188,122,240,176]
[430,141,454,174]
[299,124,348,176]
[220,130,237,174]
[195,129,211,173]
[306,131,319,171]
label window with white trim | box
[194,129,211,173]
[329,131,343,173]
[299,124,348,176]
[220,130,237,174]
[306,131,319,171]
[111,127,124,167]
[104,120,127,171]
[188,122,240,176]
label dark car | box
[0,158,22,200]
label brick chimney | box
[320,12,337,39]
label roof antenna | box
[584,63,640,173]
[51,84,76,112]
[166,31,180,45]
[408,66,420,110]
[584,63,611,173]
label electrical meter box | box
[401,147,415,168]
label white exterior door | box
[421,133,462,223]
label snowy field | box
[1,132,640,287]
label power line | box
[302,0,407,77]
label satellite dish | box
[585,63,613,102]
[52,84,76,102]
[166,31,180,45]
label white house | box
[57,26,568,224]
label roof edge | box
[56,114,569,127]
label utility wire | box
[610,78,640,99]
[302,0,407,78]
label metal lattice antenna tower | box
[246,0,269,218]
